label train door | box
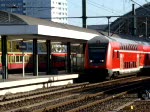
[137,54,140,67]
[71,53,77,72]
[120,53,124,70]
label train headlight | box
[100,60,104,62]
[90,60,93,62]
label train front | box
[84,36,109,79]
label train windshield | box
[88,46,107,63]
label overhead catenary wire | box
[87,0,123,15]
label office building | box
[0,0,68,24]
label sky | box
[68,0,149,27]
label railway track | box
[0,76,149,112]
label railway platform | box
[0,71,78,95]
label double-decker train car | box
[0,52,67,73]
[84,34,150,79]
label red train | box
[84,34,150,79]
[0,52,67,73]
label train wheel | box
[107,74,115,80]
[113,72,119,78]
[108,72,119,80]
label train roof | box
[87,35,109,44]
[110,34,150,46]
[88,33,150,46]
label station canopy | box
[0,11,100,43]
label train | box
[0,52,67,73]
[84,34,150,80]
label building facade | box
[0,0,68,24]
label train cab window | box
[88,46,107,62]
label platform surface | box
[0,71,79,95]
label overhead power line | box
[51,15,150,19]
[87,0,123,15]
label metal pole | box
[145,17,148,38]
[107,17,111,36]
[22,52,25,77]
[82,0,87,28]
[1,35,8,80]
[33,39,38,76]
[132,4,136,36]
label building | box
[0,0,24,14]
[50,0,68,24]
[0,0,68,24]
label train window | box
[20,56,23,62]
[28,56,33,63]
[39,55,46,63]
[134,62,136,67]
[12,56,15,63]
[0,56,1,63]
[126,45,128,50]
[124,62,126,68]
[132,45,134,50]
[128,45,130,50]
[123,46,125,50]
[8,56,11,63]
[25,56,29,62]
[16,56,20,63]
[131,45,133,50]
[117,51,119,58]
[136,46,138,50]
[8,56,15,63]
[127,62,129,68]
